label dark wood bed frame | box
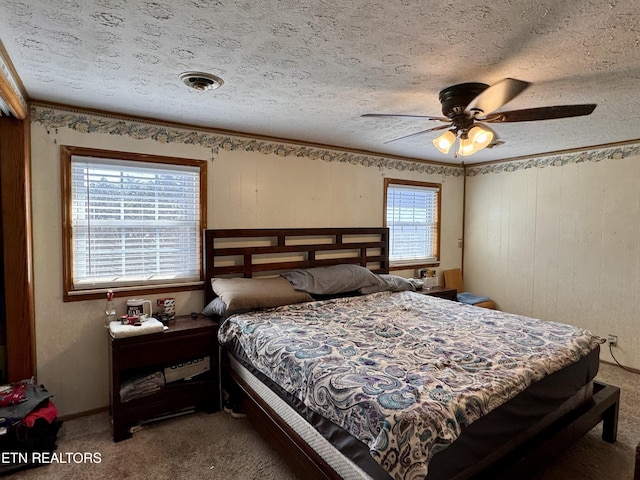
[204,227,620,480]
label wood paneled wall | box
[464,158,640,369]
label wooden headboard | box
[203,228,389,305]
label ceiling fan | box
[362,78,596,157]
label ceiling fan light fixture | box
[432,130,456,154]
[363,78,596,159]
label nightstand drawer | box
[117,330,215,370]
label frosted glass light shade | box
[432,130,456,154]
[458,136,477,156]
[457,125,495,156]
[468,125,494,150]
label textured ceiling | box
[1,0,639,164]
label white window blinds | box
[386,183,439,264]
[70,156,201,290]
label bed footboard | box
[485,381,619,479]
[231,371,620,480]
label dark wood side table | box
[109,314,220,442]
[413,285,457,301]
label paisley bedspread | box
[217,291,600,480]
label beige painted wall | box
[464,150,640,369]
[29,109,464,416]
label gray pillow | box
[381,274,416,292]
[358,274,416,294]
[210,277,313,313]
[202,297,227,317]
[281,264,383,295]
[357,282,389,295]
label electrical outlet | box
[457,238,463,248]
[607,334,618,347]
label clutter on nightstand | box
[108,318,164,339]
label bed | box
[203,227,620,480]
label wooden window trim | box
[383,178,442,269]
[60,146,208,302]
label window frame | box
[60,146,207,302]
[383,178,441,270]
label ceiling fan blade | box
[362,113,450,122]
[482,104,597,123]
[383,124,452,144]
[465,78,531,116]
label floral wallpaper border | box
[32,104,639,177]
[31,104,463,177]
[466,141,640,176]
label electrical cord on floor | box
[609,342,640,374]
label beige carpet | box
[5,362,637,480]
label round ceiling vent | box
[179,71,224,91]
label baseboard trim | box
[58,406,109,422]
[601,359,640,374]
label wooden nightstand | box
[413,286,457,301]
[109,314,220,442]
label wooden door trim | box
[0,114,36,381]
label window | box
[61,146,207,301]
[384,179,441,267]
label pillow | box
[202,297,227,317]
[357,280,388,295]
[210,277,313,313]
[281,264,383,295]
[358,274,416,295]
[381,274,416,292]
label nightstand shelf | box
[109,314,220,442]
